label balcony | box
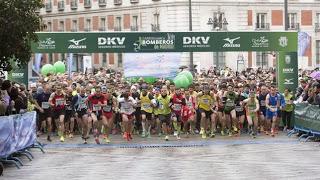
[71,28,77,32]
[99,27,106,31]
[84,28,91,32]
[99,0,106,6]
[152,0,160,1]
[114,26,122,31]
[130,26,139,31]
[35,8,40,13]
[114,0,122,5]
[255,23,270,30]
[84,0,91,8]
[71,0,77,10]
[130,0,139,3]
[58,1,64,11]
[288,23,300,31]
[58,28,64,32]
[316,23,320,32]
[45,2,52,12]
[151,24,160,32]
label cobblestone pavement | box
[3,133,320,180]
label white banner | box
[123,53,181,78]
[83,56,92,74]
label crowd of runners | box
[4,66,317,144]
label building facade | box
[39,0,320,71]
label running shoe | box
[221,130,225,136]
[200,128,205,135]
[105,137,111,144]
[123,132,128,139]
[47,135,52,142]
[165,135,169,141]
[69,133,74,139]
[194,129,200,134]
[141,131,146,138]
[147,132,151,138]
[83,139,88,144]
[201,132,207,139]
[177,134,181,140]
[60,136,65,142]
[158,132,162,137]
[128,133,133,140]
[95,137,101,144]
[210,132,215,138]
[233,126,238,132]
[265,131,269,135]
[271,129,275,137]
[228,131,232,137]
[174,131,178,136]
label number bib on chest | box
[142,103,151,110]
[93,104,101,111]
[260,100,266,107]
[56,98,64,106]
[103,105,112,112]
[235,106,243,112]
[173,104,182,111]
[42,102,50,109]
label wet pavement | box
[3,133,320,180]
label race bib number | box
[235,106,243,112]
[103,105,112,112]
[159,102,164,110]
[79,103,87,109]
[225,100,234,107]
[41,102,50,109]
[66,105,72,111]
[260,100,266,107]
[203,99,209,104]
[173,104,182,111]
[183,110,189,117]
[56,99,64,106]
[142,103,151,110]
[187,102,193,109]
[93,104,101,111]
[249,106,256,111]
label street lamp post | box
[207,10,228,71]
[188,0,194,74]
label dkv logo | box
[68,38,87,49]
[223,37,240,48]
[183,36,210,45]
[98,37,126,48]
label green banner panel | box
[277,52,298,93]
[8,65,29,87]
[31,32,298,53]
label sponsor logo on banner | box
[284,78,294,85]
[182,36,210,48]
[282,68,294,74]
[11,73,24,78]
[223,37,240,48]
[252,36,269,48]
[285,55,291,64]
[279,36,288,47]
[68,38,87,49]
[37,38,56,50]
[98,37,126,49]
[133,33,175,52]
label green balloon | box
[41,64,56,76]
[54,61,66,73]
[174,75,191,88]
[178,71,193,83]
[144,77,157,84]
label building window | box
[256,52,268,69]
[213,52,225,69]
[131,16,138,31]
[256,13,269,30]
[316,13,320,32]
[100,17,106,31]
[288,13,299,30]
[316,40,320,65]
[47,22,52,31]
[115,17,122,31]
[85,19,91,31]
[72,20,77,31]
[118,53,123,67]
[102,53,107,66]
[59,20,64,31]
[152,13,160,31]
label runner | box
[74,87,90,144]
[182,89,197,136]
[118,91,137,141]
[265,86,280,137]
[101,85,116,143]
[87,86,105,144]
[243,88,260,138]
[282,88,294,131]
[223,84,238,136]
[258,85,268,134]
[157,86,172,141]
[65,87,76,139]
[234,84,246,135]
[49,84,66,142]
[140,84,154,138]
[171,87,184,140]
[216,83,227,136]
[198,86,215,139]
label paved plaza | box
[3,133,320,180]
